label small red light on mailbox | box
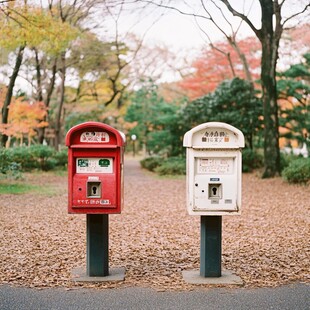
[66,122,125,214]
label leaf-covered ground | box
[0,159,309,291]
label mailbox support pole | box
[87,214,109,277]
[200,215,222,277]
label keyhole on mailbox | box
[212,187,217,196]
[92,186,97,195]
[87,181,101,198]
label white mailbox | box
[183,122,244,216]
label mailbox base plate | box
[182,269,243,286]
[71,266,125,282]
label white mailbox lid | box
[183,122,244,149]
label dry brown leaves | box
[0,159,309,291]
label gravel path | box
[0,158,309,290]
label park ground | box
[0,158,309,291]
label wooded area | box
[0,0,309,178]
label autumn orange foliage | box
[0,95,48,146]
[179,36,261,99]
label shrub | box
[155,157,186,176]
[6,146,36,170]
[242,148,264,172]
[1,145,65,172]
[54,148,68,167]
[0,149,22,179]
[279,153,303,172]
[140,156,186,175]
[140,157,162,172]
[282,157,310,184]
[0,148,9,174]
[29,145,56,171]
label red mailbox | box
[66,122,125,214]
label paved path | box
[0,283,309,310]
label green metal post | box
[86,214,109,277]
[200,215,222,277]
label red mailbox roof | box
[66,122,126,148]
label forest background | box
[0,0,309,182]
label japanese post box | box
[183,122,244,216]
[66,122,125,214]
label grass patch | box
[52,168,67,177]
[0,174,64,196]
[0,183,39,194]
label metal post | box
[133,140,136,157]
[200,215,222,277]
[86,214,109,277]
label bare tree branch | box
[209,0,235,35]
[137,0,212,21]
[219,0,261,38]
[0,0,15,4]
[282,3,310,27]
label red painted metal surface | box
[66,122,125,214]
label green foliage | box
[0,5,79,55]
[5,147,36,171]
[125,80,180,156]
[54,148,68,167]
[282,157,310,184]
[0,149,22,179]
[147,129,175,156]
[67,33,129,108]
[154,157,186,176]
[179,78,263,149]
[70,34,128,79]
[126,77,264,168]
[278,54,310,153]
[242,148,264,172]
[141,156,186,176]
[29,145,56,170]
[0,183,37,194]
[282,53,310,78]
[0,177,61,195]
[0,145,67,173]
[279,153,298,172]
[140,157,162,171]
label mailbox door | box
[68,148,123,214]
[187,149,242,215]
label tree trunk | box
[1,46,25,147]
[37,57,57,144]
[35,49,43,102]
[55,53,66,151]
[34,49,44,144]
[260,0,281,177]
